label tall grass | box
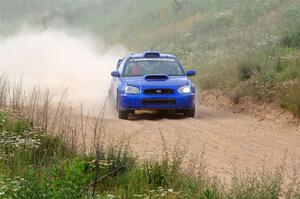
[280,82,300,117]
[0,77,95,152]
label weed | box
[280,82,300,117]
[227,168,283,199]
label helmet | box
[131,64,142,75]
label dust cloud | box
[0,30,128,111]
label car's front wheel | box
[116,93,129,119]
[118,109,129,119]
[184,107,195,117]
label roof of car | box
[127,51,177,59]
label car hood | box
[122,76,189,88]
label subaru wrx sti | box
[109,51,196,119]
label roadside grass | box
[280,82,300,117]
[227,168,283,199]
[209,47,300,117]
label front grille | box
[142,98,176,105]
[144,89,173,95]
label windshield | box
[123,58,185,77]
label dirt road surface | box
[102,105,300,182]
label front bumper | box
[119,93,195,110]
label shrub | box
[278,55,300,81]
[280,82,300,117]
[281,30,300,49]
[227,168,283,199]
[239,63,253,81]
[2,158,94,199]
[238,61,262,81]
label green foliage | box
[238,61,261,81]
[227,169,283,199]
[281,30,300,49]
[280,82,300,117]
[145,160,169,188]
[0,158,93,199]
[0,111,74,176]
[278,54,300,81]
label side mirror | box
[186,70,196,76]
[111,71,120,77]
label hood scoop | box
[144,74,168,81]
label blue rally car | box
[109,51,196,119]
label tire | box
[184,107,195,117]
[116,93,129,119]
[118,109,129,119]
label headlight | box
[125,85,139,94]
[178,85,192,94]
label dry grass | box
[0,77,106,154]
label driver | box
[131,63,142,76]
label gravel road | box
[102,105,300,181]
